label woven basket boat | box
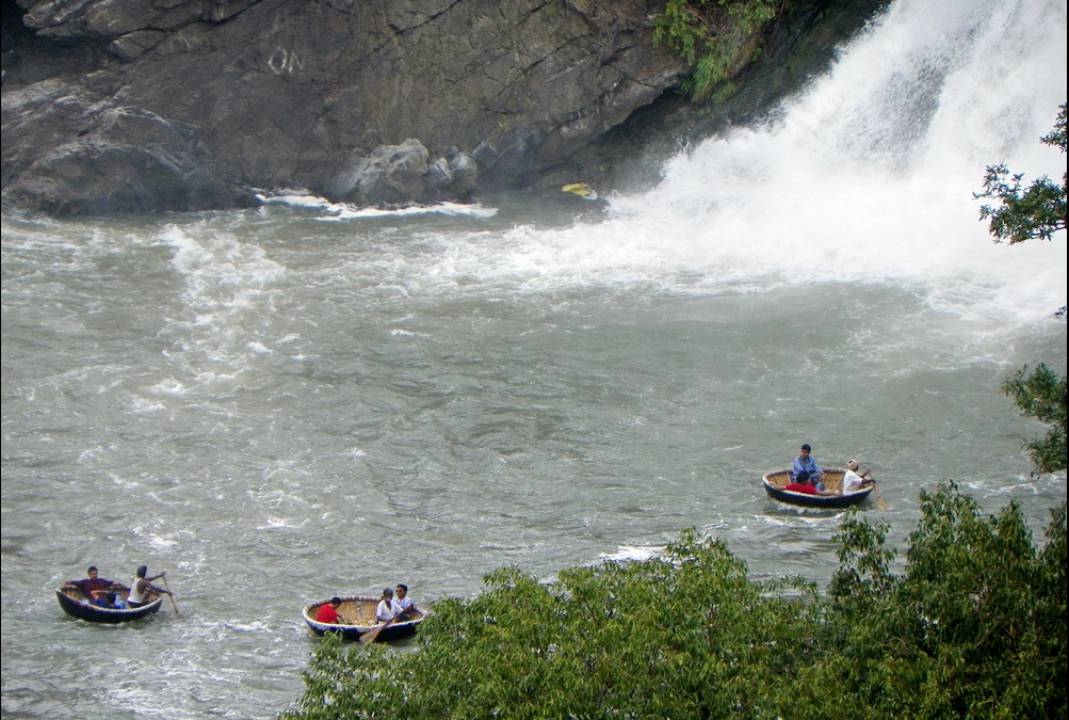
[762,468,874,508]
[56,586,163,624]
[303,596,426,642]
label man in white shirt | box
[841,458,873,494]
[375,587,400,623]
[394,584,418,619]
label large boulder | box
[327,139,429,206]
[1,80,256,213]
[326,140,480,206]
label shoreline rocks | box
[324,139,478,207]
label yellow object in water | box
[561,182,598,200]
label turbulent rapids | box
[1,1,1066,719]
[260,0,1067,324]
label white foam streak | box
[597,545,665,563]
[158,224,287,388]
[257,190,498,220]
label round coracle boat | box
[762,468,874,508]
[303,596,426,642]
[56,586,163,624]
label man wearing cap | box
[841,459,873,494]
[791,444,823,488]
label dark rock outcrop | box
[2,78,257,213]
[1,0,886,216]
[2,0,688,215]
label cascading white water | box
[2,4,1067,719]
[439,0,1067,325]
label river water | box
[2,0,1066,718]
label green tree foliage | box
[653,0,781,101]
[283,484,1066,720]
[1002,363,1068,473]
[975,104,1068,473]
[825,483,1066,719]
[976,104,1068,244]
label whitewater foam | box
[403,0,1067,327]
[256,190,499,220]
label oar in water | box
[359,615,396,645]
[860,473,888,511]
[161,575,180,616]
[873,480,888,511]
[359,607,417,645]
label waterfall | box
[457,0,1067,325]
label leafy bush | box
[653,0,781,101]
[283,483,1066,719]
[1001,364,1068,473]
[824,483,1066,719]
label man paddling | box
[841,458,874,494]
[375,587,402,623]
[127,565,171,608]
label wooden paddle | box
[873,481,888,511]
[360,607,416,645]
[858,470,887,511]
[161,574,180,616]
[359,615,397,645]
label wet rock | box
[108,30,168,62]
[325,139,478,207]
[444,152,477,198]
[2,84,256,214]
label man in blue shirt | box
[791,443,823,488]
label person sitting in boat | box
[108,591,129,610]
[791,444,824,490]
[784,472,833,495]
[63,566,126,602]
[127,565,170,608]
[89,593,116,609]
[375,587,402,623]
[394,584,419,620]
[316,597,342,624]
[841,459,873,494]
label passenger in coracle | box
[784,472,834,495]
[63,566,126,603]
[791,443,824,490]
[394,583,419,620]
[316,597,342,624]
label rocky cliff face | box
[2,0,688,214]
[1,0,884,216]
